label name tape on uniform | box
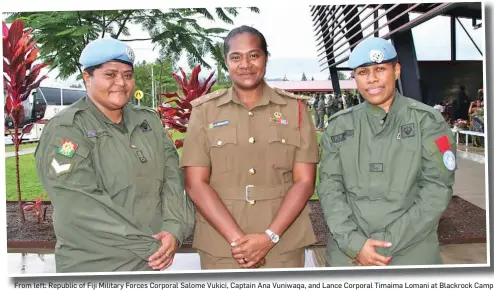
[208,120,230,129]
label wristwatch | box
[265,229,280,244]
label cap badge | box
[369,49,384,63]
[126,46,135,61]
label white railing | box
[451,128,485,146]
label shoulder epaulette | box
[328,106,354,123]
[274,87,311,100]
[406,98,442,122]
[134,105,159,115]
[133,105,162,123]
[57,106,85,126]
[134,105,157,112]
[190,89,228,107]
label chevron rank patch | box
[56,139,78,158]
[51,158,73,175]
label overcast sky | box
[2,4,484,87]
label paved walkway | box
[4,147,37,158]
[454,157,486,209]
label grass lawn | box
[5,153,46,201]
[5,129,322,201]
[4,142,39,152]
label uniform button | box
[249,168,256,175]
[380,120,384,125]
[249,137,255,143]
[217,140,223,146]
[131,144,137,148]
[248,111,254,116]
[281,138,286,144]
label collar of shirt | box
[364,90,407,135]
[215,82,287,109]
[364,90,407,118]
[85,97,146,132]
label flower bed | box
[7,196,486,251]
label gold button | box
[217,140,223,146]
[249,168,256,175]
[281,139,286,144]
[248,111,254,116]
[249,137,255,143]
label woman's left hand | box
[148,231,178,270]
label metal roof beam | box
[319,3,421,71]
[323,2,458,70]
[315,4,391,59]
[317,3,406,66]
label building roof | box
[266,79,357,92]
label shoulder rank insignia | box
[56,139,78,158]
[274,87,311,100]
[190,89,228,107]
[51,158,73,175]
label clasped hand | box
[148,231,178,270]
[231,233,273,268]
[350,239,392,266]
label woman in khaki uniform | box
[180,26,319,270]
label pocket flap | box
[207,127,237,148]
[268,126,301,147]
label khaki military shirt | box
[318,91,456,265]
[180,83,319,258]
[35,97,194,272]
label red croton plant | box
[3,19,50,223]
[158,65,216,148]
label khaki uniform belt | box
[216,185,285,203]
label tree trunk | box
[13,121,25,223]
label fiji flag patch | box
[56,139,78,158]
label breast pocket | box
[89,130,112,148]
[268,126,300,170]
[338,141,359,192]
[87,130,132,198]
[388,145,418,194]
[206,127,237,173]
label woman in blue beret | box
[35,38,195,273]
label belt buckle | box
[245,185,256,205]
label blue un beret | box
[348,37,397,69]
[79,38,135,70]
